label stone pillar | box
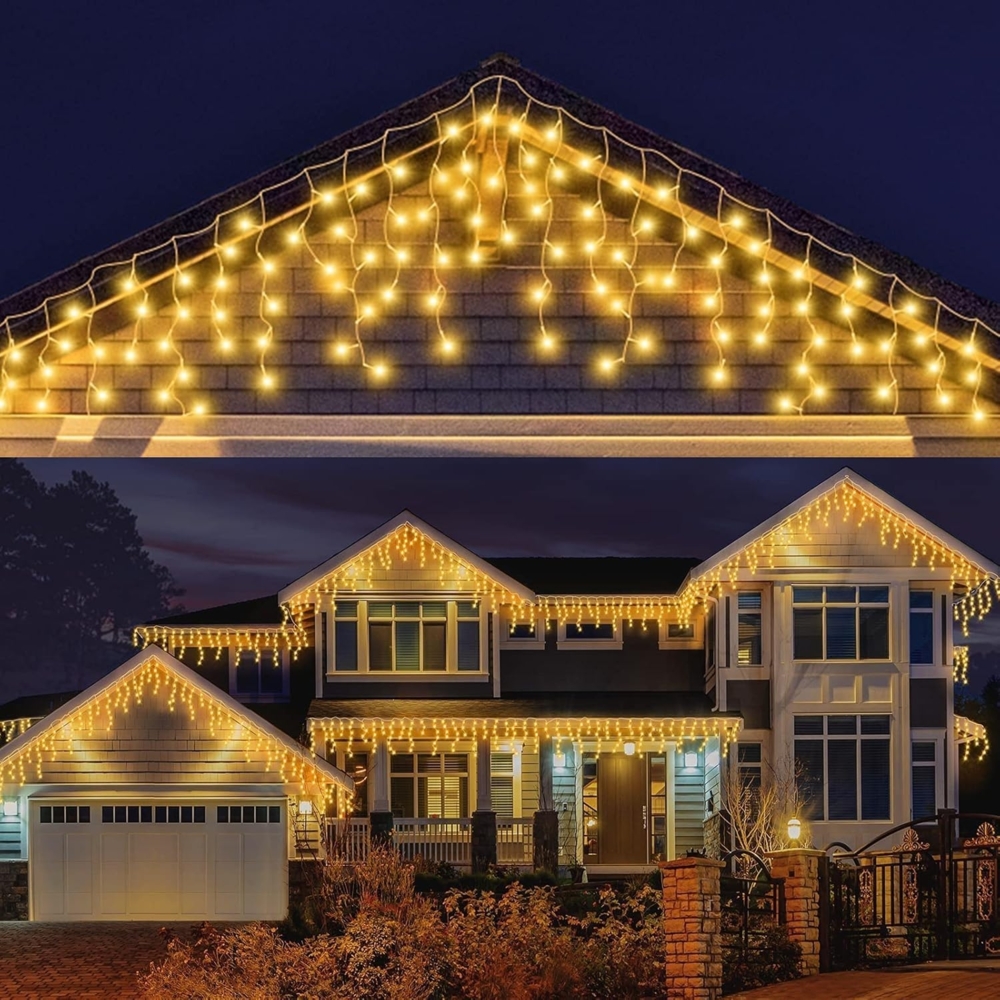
[765,848,823,977]
[533,809,559,873]
[659,856,724,1000]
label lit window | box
[369,601,449,672]
[737,592,763,664]
[389,753,468,818]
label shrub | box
[140,852,666,999]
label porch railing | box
[323,815,534,869]
[395,818,472,866]
[497,818,534,866]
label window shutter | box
[794,740,824,820]
[860,740,891,820]
[827,741,858,820]
[793,609,823,660]
[825,607,857,659]
[457,620,480,671]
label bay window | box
[792,586,889,661]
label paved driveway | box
[729,963,1000,1000]
[0,922,177,1000]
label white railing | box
[323,815,534,870]
[326,816,371,862]
[394,818,472,867]
[497,817,533,866]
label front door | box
[597,753,647,864]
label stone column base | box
[471,810,497,872]
[766,848,824,977]
[533,810,559,873]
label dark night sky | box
[7,8,1000,694]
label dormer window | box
[369,601,448,672]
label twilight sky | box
[24,459,1000,665]
[3,3,1000,307]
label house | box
[2,466,990,921]
[1,56,998,458]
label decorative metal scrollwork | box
[977,860,996,922]
[903,864,920,923]
[964,822,1000,848]
[859,866,874,925]
[891,828,930,853]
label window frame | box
[228,645,289,702]
[326,598,488,679]
[908,589,936,666]
[658,614,704,650]
[793,713,892,823]
[791,586,891,663]
[388,751,470,819]
[910,730,944,822]
[498,611,546,650]
[733,589,766,667]
[556,618,623,650]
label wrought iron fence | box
[719,850,786,974]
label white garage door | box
[30,798,288,921]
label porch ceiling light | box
[623,741,636,756]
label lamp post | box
[786,816,801,843]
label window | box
[911,741,937,819]
[334,601,358,671]
[490,752,515,816]
[792,587,889,661]
[649,754,668,860]
[389,753,468,818]
[565,623,615,640]
[234,648,286,698]
[737,592,762,665]
[216,804,281,823]
[369,601,448,672]
[457,601,481,671]
[794,715,891,821]
[39,805,90,823]
[100,804,206,823]
[909,591,934,665]
[668,623,695,639]
[558,619,621,649]
[345,751,369,817]
[737,742,762,791]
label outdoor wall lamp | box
[683,751,698,768]
[298,800,314,815]
[1,800,16,817]
[553,751,566,766]
[787,817,802,842]
[623,742,636,756]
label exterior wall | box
[714,516,960,849]
[15,164,952,419]
[501,619,704,693]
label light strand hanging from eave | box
[0,656,347,806]
[955,715,989,761]
[0,717,38,747]
[676,480,999,632]
[0,75,995,421]
[954,644,970,685]
[308,715,741,757]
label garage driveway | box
[0,922,183,1000]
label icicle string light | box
[0,76,996,419]
[0,655,350,810]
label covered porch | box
[308,696,741,874]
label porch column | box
[533,735,558,872]
[369,738,393,845]
[472,737,497,872]
[765,849,824,977]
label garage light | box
[297,800,313,815]
[2,800,17,817]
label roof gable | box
[682,467,1000,628]
[278,509,536,606]
[0,56,998,453]
[0,646,351,793]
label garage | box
[30,797,289,921]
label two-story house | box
[0,466,990,921]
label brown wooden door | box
[598,753,647,864]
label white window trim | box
[910,728,945,821]
[228,645,289,702]
[556,619,623,651]
[488,749,523,818]
[326,598,490,679]
[658,614,704,650]
[907,587,937,667]
[791,584,892,664]
[498,611,546,650]
[729,588,770,668]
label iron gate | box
[822,809,1000,968]
[720,850,786,970]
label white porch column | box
[371,738,390,814]
[476,737,492,812]
[538,736,554,812]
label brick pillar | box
[472,810,497,872]
[765,848,823,977]
[659,856,724,1000]
[533,810,559,873]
